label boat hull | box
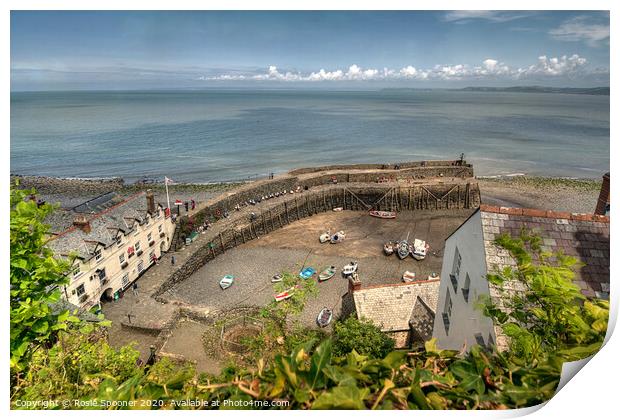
[369,210,396,219]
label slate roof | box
[48,192,160,261]
[353,280,439,332]
[479,204,610,299]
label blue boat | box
[299,267,316,280]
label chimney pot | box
[73,214,91,233]
[146,190,156,214]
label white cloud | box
[549,16,610,47]
[443,11,532,23]
[202,54,597,83]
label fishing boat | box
[299,267,316,280]
[318,266,337,281]
[316,308,333,328]
[427,272,440,281]
[219,274,234,289]
[342,261,358,276]
[397,240,410,259]
[397,231,411,259]
[330,230,346,243]
[271,273,283,283]
[369,210,396,219]
[402,271,416,282]
[319,230,331,243]
[332,207,343,212]
[411,239,430,261]
[274,285,299,302]
[383,241,394,255]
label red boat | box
[369,210,396,219]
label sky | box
[10,10,610,91]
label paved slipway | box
[102,203,472,363]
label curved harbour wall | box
[153,160,478,300]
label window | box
[71,263,82,279]
[116,235,123,247]
[474,333,486,347]
[442,291,452,334]
[135,242,141,251]
[94,248,102,261]
[97,268,106,281]
[147,232,153,242]
[119,253,125,264]
[122,274,129,287]
[462,274,471,302]
[149,251,155,262]
[450,247,461,292]
[137,261,144,273]
[450,274,458,293]
[76,283,86,296]
[158,224,163,233]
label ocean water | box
[10,90,610,183]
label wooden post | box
[278,213,283,228]
[295,197,300,220]
[241,229,246,243]
[408,188,412,210]
[285,201,290,224]
[261,212,266,234]
[323,190,327,212]
[342,188,346,209]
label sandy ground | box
[158,209,472,368]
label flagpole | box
[165,177,171,212]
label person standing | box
[171,255,176,266]
[191,199,196,210]
[184,201,189,212]
[132,281,138,297]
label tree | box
[10,183,80,371]
[480,230,608,363]
[332,316,395,359]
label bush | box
[332,316,395,359]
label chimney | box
[348,273,362,293]
[595,173,610,216]
[73,214,91,233]
[146,190,156,215]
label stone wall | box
[12,175,125,196]
[154,182,480,299]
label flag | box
[164,176,175,185]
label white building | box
[47,191,176,310]
[432,204,610,351]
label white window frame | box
[94,248,103,262]
[119,253,125,264]
[135,242,141,252]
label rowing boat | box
[317,308,333,328]
[402,271,416,282]
[369,210,396,219]
[342,261,358,276]
[219,274,234,289]
[318,266,337,281]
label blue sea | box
[10,90,610,183]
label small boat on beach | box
[318,266,337,281]
[397,241,410,259]
[383,241,394,256]
[411,239,430,261]
[342,261,358,276]
[299,267,316,280]
[271,273,283,283]
[402,271,416,282]
[319,230,331,243]
[274,285,300,302]
[317,308,333,328]
[332,207,343,212]
[330,231,346,243]
[427,272,440,281]
[219,275,234,289]
[369,210,396,219]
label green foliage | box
[10,183,81,371]
[481,231,608,364]
[332,316,395,359]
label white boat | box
[317,308,333,328]
[427,272,440,281]
[369,210,396,219]
[319,230,331,243]
[332,207,343,212]
[330,231,346,244]
[411,239,430,261]
[274,285,300,302]
[342,261,358,276]
[219,274,234,289]
[271,273,283,283]
[383,241,394,256]
[402,271,416,282]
